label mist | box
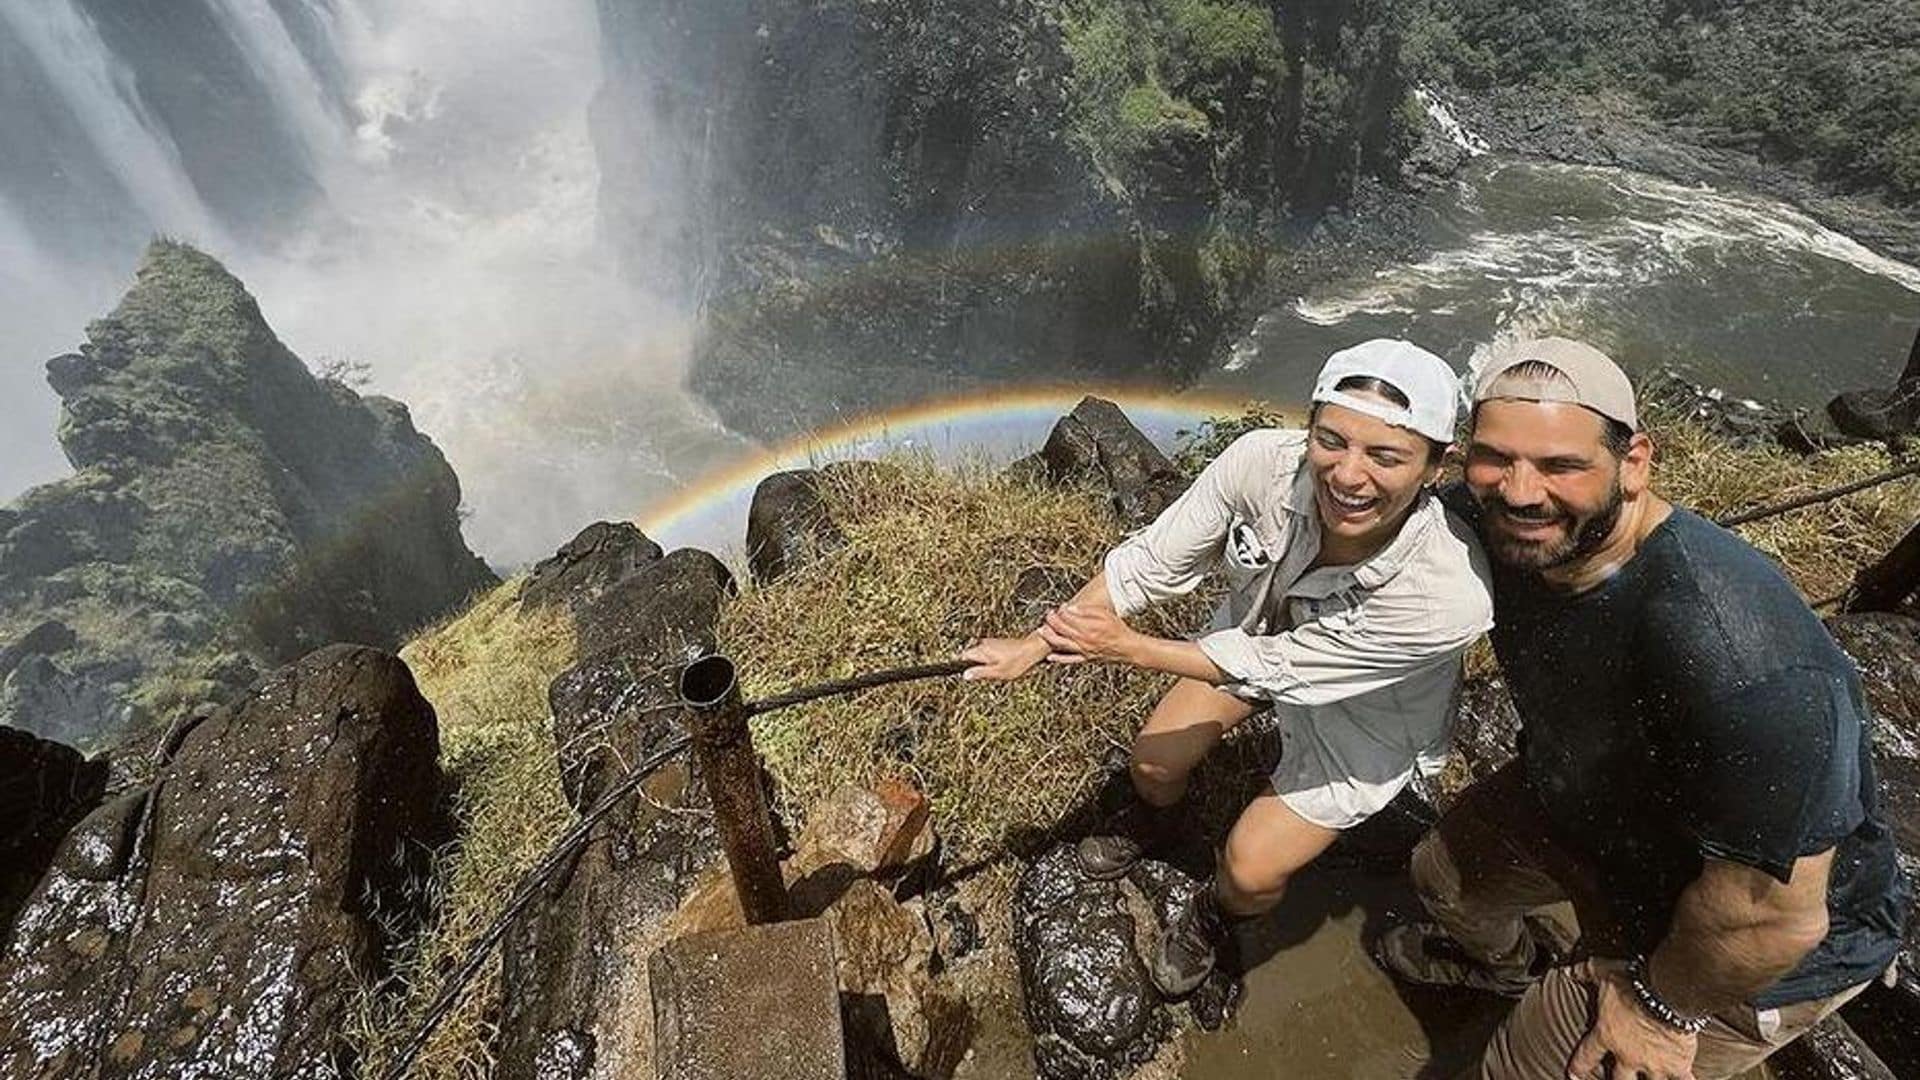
[0,0,748,566]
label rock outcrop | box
[0,726,108,937]
[495,529,735,1080]
[0,242,496,749]
[746,470,846,586]
[0,644,443,1078]
[1012,397,1190,529]
[594,2,1426,440]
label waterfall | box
[201,0,347,171]
[0,2,224,245]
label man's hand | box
[959,636,1049,681]
[1567,960,1699,1080]
[1039,603,1143,665]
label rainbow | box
[637,383,1302,553]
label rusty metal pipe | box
[678,653,789,925]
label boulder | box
[1013,845,1173,1080]
[519,521,664,613]
[1015,398,1190,529]
[1827,386,1919,442]
[496,548,735,1079]
[0,645,443,1078]
[546,548,736,809]
[572,548,735,664]
[0,726,108,937]
[746,470,846,585]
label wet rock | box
[1827,386,1919,442]
[1016,398,1189,529]
[0,644,442,1078]
[1436,673,1522,805]
[572,548,735,664]
[1013,844,1173,1080]
[1768,1014,1897,1080]
[1812,614,1920,1074]
[746,470,846,585]
[545,547,735,809]
[497,548,735,1079]
[649,918,846,1080]
[0,727,108,937]
[829,879,975,1079]
[520,521,664,613]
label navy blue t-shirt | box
[1447,493,1909,1007]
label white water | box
[0,2,224,244]
[0,0,746,566]
[1414,85,1489,157]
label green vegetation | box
[1426,0,1920,202]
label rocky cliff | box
[0,241,497,749]
[592,1,1426,441]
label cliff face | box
[0,241,497,748]
[591,0,1422,441]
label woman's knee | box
[1219,836,1294,912]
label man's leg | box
[1378,762,1571,994]
[1479,963,1873,1080]
[1077,678,1258,879]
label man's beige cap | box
[1471,337,1638,430]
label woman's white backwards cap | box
[1311,338,1459,443]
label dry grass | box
[346,581,579,1080]
[720,456,1216,861]
[1642,404,1919,602]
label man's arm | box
[1568,851,1832,1079]
[1649,849,1833,1015]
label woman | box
[962,339,1493,997]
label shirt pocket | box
[1221,517,1271,589]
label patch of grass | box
[1641,402,1920,603]
[720,457,1215,860]
[346,581,578,1080]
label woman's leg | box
[1216,785,1341,916]
[1129,677,1261,806]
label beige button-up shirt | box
[1103,428,1493,763]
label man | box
[965,340,1491,997]
[1374,338,1910,1079]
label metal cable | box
[1715,460,1920,528]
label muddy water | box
[1179,867,1772,1080]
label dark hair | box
[1312,375,1447,462]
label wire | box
[378,657,972,1078]
[1715,460,1920,528]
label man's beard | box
[1478,480,1624,573]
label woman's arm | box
[960,571,1118,681]
[1038,603,1227,683]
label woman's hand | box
[1039,604,1143,666]
[960,636,1050,681]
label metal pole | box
[678,654,789,925]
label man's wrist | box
[1626,954,1709,1035]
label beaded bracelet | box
[1625,955,1710,1035]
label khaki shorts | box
[1206,597,1444,830]
[1269,705,1441,829]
